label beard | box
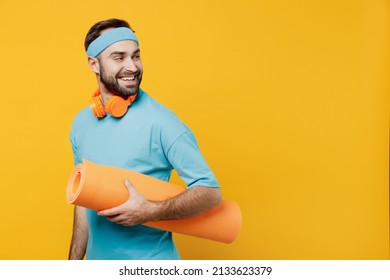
[99,65,142,99]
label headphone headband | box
[90,89,138,118]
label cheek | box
[134,59,142,67]
[101,62,121,76]
[107,69,121,79]
[136,62,143,72]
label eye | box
[113,56,124,61]
[133,53,141,60]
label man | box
[68,18,221,260]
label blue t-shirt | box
[70,89,219,260]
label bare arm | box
[68,206,88,260]
[98,179,222,226]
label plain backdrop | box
[0,0,388,259]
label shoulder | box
[140,91,179,119]
[139,90,188,130]
[70,106,94,135]
[73,106,93,122]
[140,90,191,146]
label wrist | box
[144,200,164,222]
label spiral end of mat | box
[66,163,84,205]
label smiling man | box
[68,18,221,260]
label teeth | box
[121,76,135,81]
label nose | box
[123,57,138,72]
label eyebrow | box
[109,49,140,57]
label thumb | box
[124,178,145,202]
[124,178,136,193]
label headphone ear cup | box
[90,95,106,118]
[105,96,131,118]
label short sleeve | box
[70,126,82,166]
[165,130,219,189]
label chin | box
[117,87,139,98]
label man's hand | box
[97,178,222,227]
[97,179,157,226]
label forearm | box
[68,206,88,260]
[98,181,222,226]
[149,186,222,222]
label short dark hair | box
[84,18,135,51]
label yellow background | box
[0,0,388,259]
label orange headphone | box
[90,89,137,118]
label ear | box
[88,57,100,74]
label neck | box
[99,87,114,105]
[95,77,116,105]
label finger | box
[124,178,142,199]
[105,214,123,223]
[124,178,136,191]
[98,181,135,217]
[124,178,147,201]
[106,214,133,226]
[97,205,122,217]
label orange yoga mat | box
[66,160,241,244]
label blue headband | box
[86,27,139,57]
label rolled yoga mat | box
[66,159,241,244]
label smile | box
[120,75,136,81]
